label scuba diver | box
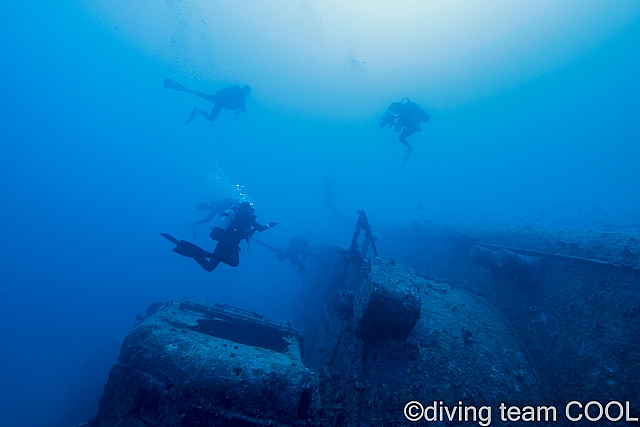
[380,98,431,167]
[190,197,236,241]
[251,236,331,275]
[163,78,251,124]
[160,202,279,272]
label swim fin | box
[172,240,210,259]
[163,78,192,93]
[159,233,180,245]
[184,107,198,124]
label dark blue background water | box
[1,2,639,426]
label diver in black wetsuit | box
[161,202,278,272]
[191,197,235,241]
[380,98,431,167]
[163,78,251,124]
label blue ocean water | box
[0,1,638,426]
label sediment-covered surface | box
[380,223,640,425]
[303,257,544,426]
[89,298,313,427]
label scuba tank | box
[209,208,235,241]
[395,99,410,132]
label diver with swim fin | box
[163,77,251,124]
[161,202,279,272]
[380,98,431,168]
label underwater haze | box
[1,1,639,426]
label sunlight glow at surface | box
[78,0,640,217]
[87,0,638,118]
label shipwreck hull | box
[82,222,639,427]
[379,224,640,420]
